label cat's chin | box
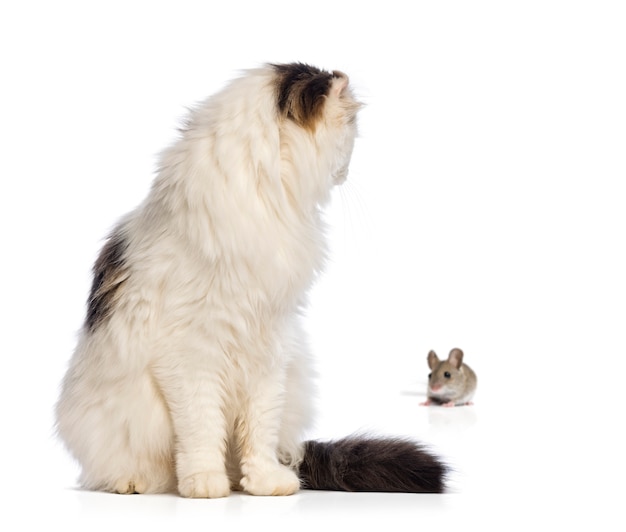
[332,167,349,185]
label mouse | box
[420,348,477,407]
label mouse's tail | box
[298,435,447,493]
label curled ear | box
[448,348,464,369]
[330,72,349,97]
[427,350,440,369]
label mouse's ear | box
[448,348,464,369]
[427,350,440,369]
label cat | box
[55,63,446,497]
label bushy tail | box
[298,435,447,493]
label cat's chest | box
[159,229,324,312]
[224,236,323,304]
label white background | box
[1,1,625,529]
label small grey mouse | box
[421,348,477,407]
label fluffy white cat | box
[56,63,445,497]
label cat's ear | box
[330,72,349,97]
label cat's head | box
[272,63,361,188]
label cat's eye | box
[444,372,451,379]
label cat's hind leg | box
[57,368,176,494]
[105,378,176,494]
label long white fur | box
[56,66,359,497]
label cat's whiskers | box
[335,176,372,254]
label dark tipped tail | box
[298,435,447,493]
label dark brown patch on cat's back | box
[272,62,336,130]
[86,231,130,332]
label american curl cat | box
[56,63,446,498]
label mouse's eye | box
[428,373,432,379]
[444,371,451,378]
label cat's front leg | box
[153,352,231,498]
[238,367,301,496]
[176,464,231,499]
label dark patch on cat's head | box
[86,231,129,332]
[272,63,345,130]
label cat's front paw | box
[178,471,231,498]
[241,464,300,496]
